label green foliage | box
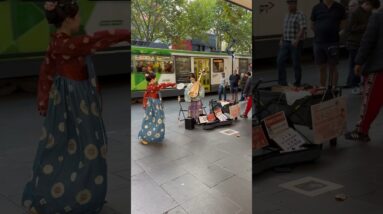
[132,0,251,54]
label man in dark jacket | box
[229,70,240,102]
[346,0,380,93]
[345,8,383,142]
[240,72,252,118]
[239,72,248,101]
[311,0,347,87]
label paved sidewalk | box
[131,95,252,214]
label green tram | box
[131,46,252,98]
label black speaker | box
[185,118,195,130]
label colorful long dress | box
[22,30,130,214]
[138,82,176,143]
[184,83,205,120]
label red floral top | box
[143,82,176,108]
[37,29,130,113]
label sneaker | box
[240,114,248,119]
[344,130,371,142]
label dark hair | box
[190,73,196,80]
[365,0,381,8]
[45,0,79,28]
[145,72,156,82]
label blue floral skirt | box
[138,98,165,143]
[22,59,107,214]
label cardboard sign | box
[199,116,208,124]
[263,111,306,152]
[229,104,240,118]
[263,111,289,138]
[253,126,269,150]
[311,96,347,144]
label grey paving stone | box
[180,190,241,214]
[132,172,177,214]
[212,176,252,214]
[0,195,25,214]
[161,173,210,204]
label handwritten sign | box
[263,111,306,152]
[229,104,240,118]
[263,111,289,138]
[311,97,347,144]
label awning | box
[225,0,252,10]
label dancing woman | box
[22,1,130,213]
[138,72,176,145]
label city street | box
[254,57,383,214]
[131,95,252,214]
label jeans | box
[230,86,238,102]
[347,48,361,87]
[277,40,303,86]
[218,85,226,100]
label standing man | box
[345,6,383,142]
[239,72,248,101]
[311,0,347,87]
[346,0,380,94]
[229,69,240,103]
[218,72,227,101]
[277,0,307,87]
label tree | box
[212,0,252,54]
[131,0,252,55]
[131,0,188,43]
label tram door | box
[194,58,211,93]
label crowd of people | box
[276,0,383,142]
[218,68,253,118]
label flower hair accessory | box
[44,1,58,11]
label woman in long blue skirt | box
[22,1,129,213]
[138,72,176,144]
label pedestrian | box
[277,0,307,87]
[229,69,240,103]
[22,1,130,213]
[138,72,176,145]
[311,0,347,87]
[345,6,383,142]
[240,72,253,119]
[239,72,248,101]
[218,72,227,101]
[346,0,380,94]
[185,73,205,121]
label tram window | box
[155,56,173,74]
[175,56,192,83]
[213,59,224,73]
[239,59,249,73]
[133,55,155,73]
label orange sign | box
[253,126,269,150]
[229,104,240,118]
[263,111,289,137]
